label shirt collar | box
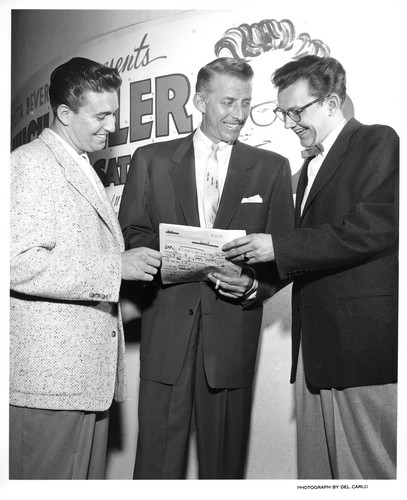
[320,119,347,157]
[49,128,89,163]
[194,127,231,153]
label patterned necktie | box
[204,142,220,228]
[301,143,324,158]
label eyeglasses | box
[249,101,278,127]
[273,95,330,123]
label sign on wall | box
[9,10,378,213]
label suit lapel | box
[215,141,253,229]
[301,118,361,219]
[295,157,312,226]
[85,162,125,248]
[169,136,252,229]
[169,133,200,227]
[39,129,123,248]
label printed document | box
[159,223,246,284]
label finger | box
[217,289,241,299]
[207,275,223,291]
[145,264,159,275]
[222,236,250,252]
[224,245,251,260]
[147,257,162,268]
[212,272,247,286]
[148,250,162,260]
[142,272,154,281]
[212,273,234,285]
[217,280,246,294]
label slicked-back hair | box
[49,57,122,114]
[272,55,347,104]
[196,57,254,95]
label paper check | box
[159,223,246,284]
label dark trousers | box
[134,308,253,479]
[9,405,110,479]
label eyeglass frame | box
[273,94,330,123]
[249,100,279,127]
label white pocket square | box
[241,194,263,203]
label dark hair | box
[272,55,347,104]
[49,57,122,114]
[196,57,254,95]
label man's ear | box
[193,92,206,114]
[56,104,71,126]
[327,94,341,116]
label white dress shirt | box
[193,128,258,301]
[49,129,104,201]
[301,119,347,215]
[193,127,232,228]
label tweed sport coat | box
[273,118,399,389]
[119,132,294,389]
[10,128,126,411]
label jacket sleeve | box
[10,146,122,302]
[119,147,159,251]
[251,157,295,303]
[274,126,399,280]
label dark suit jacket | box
[119,132,294,389]
[273,118,399,389]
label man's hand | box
[222,233,275,264]
[121,247,162,281]
[207,269,254,300]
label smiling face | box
[236,50,304,176]
[277,79,335,148]
[60,89,119,154]
[194,73,252,144]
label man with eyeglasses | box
[223,55,399,479]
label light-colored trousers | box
[295,346,397,479]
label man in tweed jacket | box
[10,58,161,479]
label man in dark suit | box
[223,55,399,479]
[118,57,294,479]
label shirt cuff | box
[241,267,258,305]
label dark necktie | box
[295,155,315,223]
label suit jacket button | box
[189,309,194,316]
[112,331,117,337]
[89,292,95,298]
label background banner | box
[11,8,388,212]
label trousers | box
[295,345,397,479]
[9,405,110,479]
[134,306,253,479]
